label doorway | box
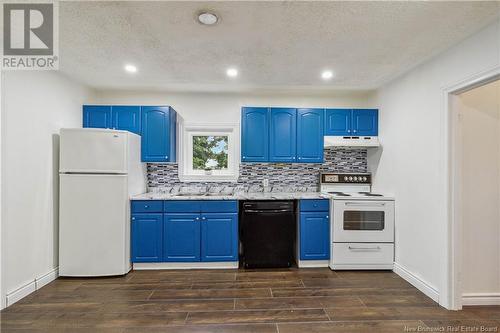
[449,77,500,309]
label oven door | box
[332,200,394,243]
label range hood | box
[324,136,380,148]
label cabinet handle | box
[201,217,206,220]
[195,217,200,221]
[348,246,381,251]
[132,217,135,220]
[326,216,329,219]
[353,130,357,133]
[144,205,149,208]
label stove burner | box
[359,192,383,197]
[328,191,351,197]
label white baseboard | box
[5,267,59,307]
[5,281,36,307]
[133,262,239,270]
[331,263,394,270]
[462,293,500,306]
[298,260,329,268]
[36,267,59,289]
[393,262,439,303]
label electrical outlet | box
[263,179,269,187]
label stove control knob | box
[363,177,367,181]
[349,176,353,181]
[344,176,348,181]
[353,176,358,181]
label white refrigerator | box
[59,128,146,276]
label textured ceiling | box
[59,1,500,92]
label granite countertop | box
[132,192,330,201]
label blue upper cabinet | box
[131,213,163,262]
[141,106,177,162]
[324,109,352,136]
[84,105,177,162]
[201,213,238,262]
[164,213,201,262]
[325,108,378,136]
[269,108,297,162]
[241,107,269,162]
[83,105,112,129]
[112,106,141,134]
[352,109,378,136]
[297,108,324,163]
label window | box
[178,123,239,182]
[192,135,228,171]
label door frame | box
[443,65,500,310]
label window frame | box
[178,122,239,182]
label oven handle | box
[344,202,386,207]
[244,209,292,213]
[348,245,381,251]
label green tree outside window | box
[193,136,228,170]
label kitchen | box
[1,1,500,332]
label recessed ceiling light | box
[198,12,218,25]
[321,70,334,80]
[226,68,238,78]
[124,64,137,73]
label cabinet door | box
[83,105,112,129]
[269,108,296,162]
[241,107,269,162]
[131,213,163,262]
[201,213,238,262]
[324,109,351,136]
[352,109,378,136]
[164,213,200,262]
[141,106,171,162]
[297,108,324,163]
[112,106,141,134]
[300,212,330,260]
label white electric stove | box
[320,172,395,270]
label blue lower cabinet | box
[164,213,201,262]
[201,213,238,262]
[132,200,239,264]
[299,211,330,260]
[131,213,163,262]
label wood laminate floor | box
[1,268,499,333]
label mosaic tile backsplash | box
[147,148,367,193]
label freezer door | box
[60,128,131,174]
[59,174,130,276]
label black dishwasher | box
[239,200,296,268]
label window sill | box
[178,174,239,183]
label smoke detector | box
[198,12,218,26]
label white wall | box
[92,90,376,123]
[458,80,500,298]
[373,19,500,307]
[1,71,92,307]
